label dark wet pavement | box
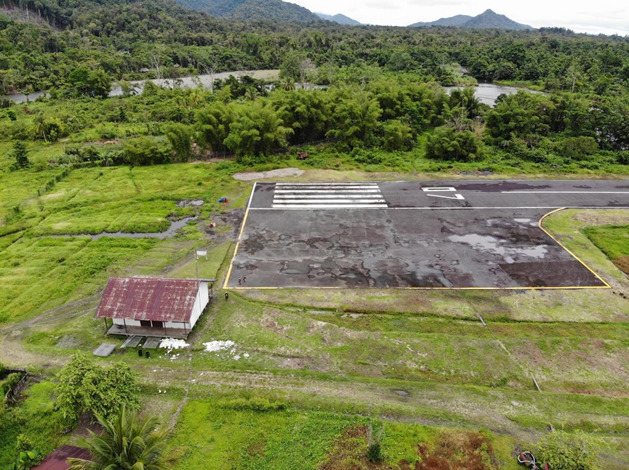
[229,180,629,289]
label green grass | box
[1,162,250,235]
[0,162,253,325]
[167,242,231,280]
[0,381,66,468]
[157,292,628,395]
[169,398,520,470]
[171,400,359,470]
[544,209,629,284]
[583,225,629,273]
[0,236,158,325]
[1,164,629,468]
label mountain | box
[463,9,532,30]
[316,12,360,25]
[409,9,533,30]
[175,0,321,22]
[409,14,472,28]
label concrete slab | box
[93,343,116,357]
[226,180,629,289]
[143,337,162,349]
[121,335,143,348]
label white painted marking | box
[276,182,378,186]
[274,189,381,194]
[426,193,465,200]
[273,199,387,204]
[501,191,629,194]
[276,185,378,189]
[276,186,379,189]
[271,204,389,209]
[250,206,629,211]
[422,187,457,192]
[274,194,384,199]
[246,182,257,210]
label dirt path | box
[1,294,101,334]
[137,363,545,439]
[233,168,305,181]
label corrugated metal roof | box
[31,445,91,470]
[95,277,201,323]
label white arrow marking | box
[426,193,465,200]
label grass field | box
[169,398,520,470]
[1,164,628,468]
[0,162,251,325]
[584,224,629,274]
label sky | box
[290,0,629,36]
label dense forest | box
[0,0,628,176]
[0,0,628,93]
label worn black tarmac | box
[228,180,629,289]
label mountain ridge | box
[175,0,321,22]
[409,9,533,30]
[316,12,360,25]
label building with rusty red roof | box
[95,277,213,338]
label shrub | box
[425,126,480,161]
[99,125,118,140]
[382,119,414,151]
[54,354,140,425]
[366,423,384,462]
[367,442,382,462]
[222,397,287,412]
[350,147,383,164]
[123,137,171,166]
[2,373,22,400]
[165,123,194,161]
[9,141,30,170]
[557,136,598,161]
[617,151,629,165]
[536,431,600,470]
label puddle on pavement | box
[448,233,548,264]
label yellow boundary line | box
[225,191,611,290]
[229,285,610,291]
[537,207,610,288]
[223,182,256,290]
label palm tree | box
[68,405,183,470]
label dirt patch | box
[614,255,629,275]
[320,427,500,470]
[55,335,84,349]
[280,357,308,369]
[398,431,499,470]
[71,413,104,440]
[203,209,244,241]
[232,168,304,181]
[319,426,387,470]
[572,211,629,226]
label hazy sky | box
[291,0,629,35]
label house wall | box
[189,282,209,329]
[113,318,141,327]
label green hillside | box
[175,0,321,22]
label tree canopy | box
[54,354,140,424]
